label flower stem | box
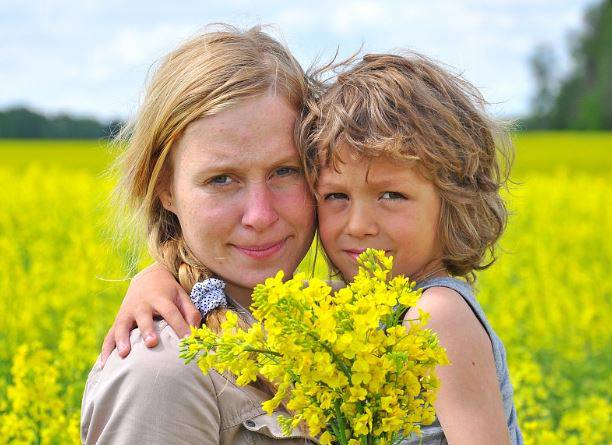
[333,399,348,444]
[242,347,282,357]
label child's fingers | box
[114,315,136,358]
[177,289,201,328]
[134,308,159,348]
[156,298,191,338]
[99,325,117,368]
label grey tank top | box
[399,276,524,445]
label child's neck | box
[411,263,448,283]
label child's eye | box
[324,192,349,201]
[208,175,234,186]
[381,191,406,200]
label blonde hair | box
[300,52,513,283]
[113,25,308,338]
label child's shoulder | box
[405,285,492,354]
[411,286,476,324]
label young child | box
[101,52,523,444]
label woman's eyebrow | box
[193,161,236,173]
[193,153,301,175]
[269,154,302,166]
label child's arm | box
[404,287,511,445]
[99,263,201,367]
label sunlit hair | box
[299,52,513,283]
[112,25,308,341]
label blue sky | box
[1,0,597,120]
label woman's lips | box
[232,238,288,260]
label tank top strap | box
[416,276,491,335]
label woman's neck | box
[224,282,253,309]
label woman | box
[81,26,318,444]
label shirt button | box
[244,420,256,428]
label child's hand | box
[99,263,202,367]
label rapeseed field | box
[0,132,610,444]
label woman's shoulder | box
[81,320,222,444]
[82,320,322,444]
[114,320,198,371]
[84,320,267,419]
[85,320,216,400]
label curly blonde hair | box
[300,52,513,282]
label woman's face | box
[161,95,315,305]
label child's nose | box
[241,183,279,231]
[346,203,379,238]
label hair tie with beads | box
[190,278,227,319]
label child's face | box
[316,143,445,281]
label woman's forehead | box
[173,95,300,168]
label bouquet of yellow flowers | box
[180,249,448,445]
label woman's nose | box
[241,183,279,231]
[346,202,378,238]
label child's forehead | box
[318,149,427,185]
[320,140,418,172]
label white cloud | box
[0,0,598,118]
[329,2,392,34]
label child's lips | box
[343,249,391,260]
[344,249,364,260]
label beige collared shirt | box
[81,319,318,445]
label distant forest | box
[1,0,610,138]
[524,0,612,129]
[0,107,121,139]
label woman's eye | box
[381,191,406,200]
[274,166,300,177]
[208,175,233,185]
[324,192,348,201]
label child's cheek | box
[317,210,336,248]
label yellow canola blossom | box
[1,137,611,445]
[181,249,449,445]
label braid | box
[150,216,253,334]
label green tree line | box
[526,0,612,130]
[0,106,121,139]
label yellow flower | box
[182,249,449,445]
[348,386,367,403]
[319,430,333,445]
[352,407,373,436]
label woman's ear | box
[159,189,175,213]
[158,173,175,213]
